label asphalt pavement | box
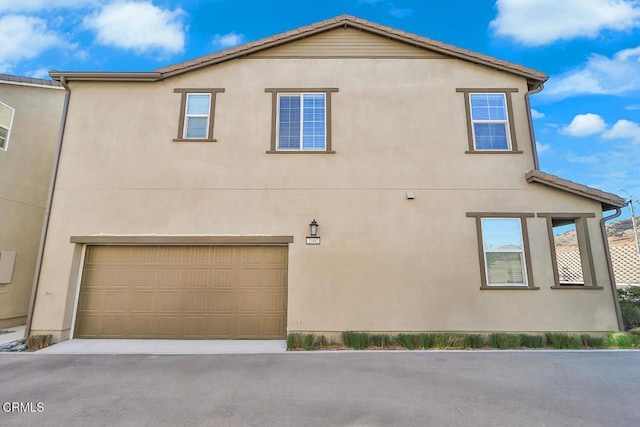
[1,351,639,426]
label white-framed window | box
[277,93,326,151]
[0,101,15,151]
[481,218,527,286]
[173,88,224,142]
[469,93,511,151]
[184,93,211,139]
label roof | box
[526,170,626,211]
[50,15,547,86]
[0,73,62,88]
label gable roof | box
[0,73,62,89]
[50,15,547,87]
[526,170,626,211]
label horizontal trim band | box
[70,235,294,245]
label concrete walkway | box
[35,338,287,355]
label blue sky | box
[1,0,639,218]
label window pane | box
[481,218,523,250]
[186,94,210,115]
[470,94,506,121]
[302,94,325,150]
[473,123,509,150]
[185,117,207,138]
[0,127,7,149]
[0,104,12,128]
[486,252,525,284]
[278,95,301,149]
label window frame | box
[537,213,601,289]
[265,88,338,154]
[467,212,538,290]
[0,101,15,151]
[173,88,225,143]
[456,88,521,154]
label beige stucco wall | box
[0,82,64,327]
[30,55,620,340]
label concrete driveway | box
[1,351,639,426]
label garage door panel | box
[86,246,131,264]
[82,267,129,288]
[129,268,158,288]
[179,268,210,288]
[74,245,287,339]
[128,246,158,264]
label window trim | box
[173,88,224,142]
[467,212,538,290]
[456,88,521,154]
[0,101,15,151]
[537,213,601,289]
[265,88,338,154]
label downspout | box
[525,81,545,170]
[600,207,624,331]
[24,76,71,338]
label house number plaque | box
[306,237,321,245]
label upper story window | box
[456,88,521,154]
[0,101,15,151]
[467,212,537,290]
[470,94,510,150]
[173,88,225,142]
[265,88,339,154]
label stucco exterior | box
[0,76,64,328]
[29,18,624,341]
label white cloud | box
[0,0,97,12]
[212,32,245,49]
[603,119,640,143]
[531,108,545,119]
[625,104,640,110]
[491,0,640,46]
[544,46,640,99]
[566,152,601,164]
[560,114,607,137]
[536,142,551,154]
[27,68,51,79]
[83,1,185,55]
[0,15,61,73]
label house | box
[27,15,627,342]
[0,74,65,328]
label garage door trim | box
[70,235,294,245]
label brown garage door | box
[74,245,287,339]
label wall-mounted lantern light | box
[309,219,319,237]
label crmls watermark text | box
[2,402,44,413]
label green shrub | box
[608,332,634,348]
[545,333,582,349]
[303,334,315,351]
[431,333,464,349]
[463,334,485,349]
[488,333,522,349]
[370,334,394,348]
[397,334,422,350]
[418,333,434,349]
[618,287,640,330]
[519,334,544,348]
[287,333,305,350]
[342,331,371,350]
[580,334,606,348]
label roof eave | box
[49,71,163,82]
[526,171,627,211]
